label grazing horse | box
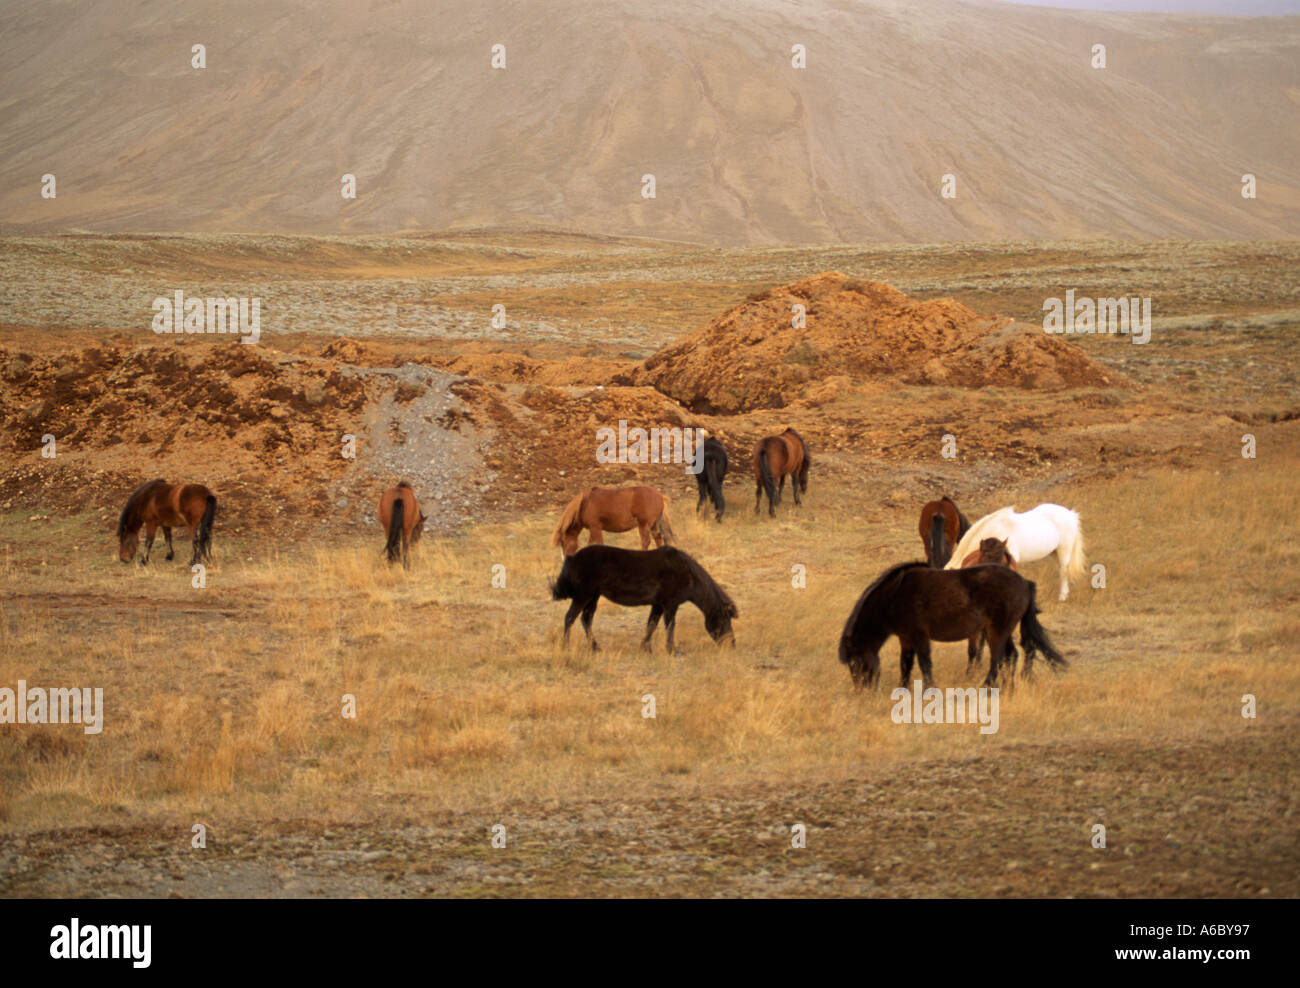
[550,545,737,653]
[945,503,1086,601]
[117,479,216,566]
[918,495,971,567]
[695,436,728,522]
[552,485,675,557]
[838,561,1066,689]
[960,538,1020,674]
[378,482,426,569]
[753,428,810,517]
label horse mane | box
[678,549,738,619]
[551,489,590,547]
[843,560,930,635]
[117,479,167,537]
[784,427,809,457]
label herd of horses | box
[114,425,1085,689]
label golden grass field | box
[1,235,1297,896]
[2,460,1297,896]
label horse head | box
[118,530,138,563]
[979,537,1008,562]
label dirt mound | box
[627,273,1121,413]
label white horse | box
[944,503,1086,601]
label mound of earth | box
[626,273,1121,413]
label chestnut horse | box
[918,495,971,567]
[753,428,810,517]
[961,537,1020,674]
[378,482,426,569]
[117,479,216,566]
[552,485,675,556]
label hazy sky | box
[995,0,1300,13]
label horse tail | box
[551,491,586,548]
[196,494,216,562]
[386,496,405,564]
[1020,582,1068,670]
[758,445,778,507]
[929,513,949,568]
[1065,515,1087,585]
[117,479,165,538]
[654,496,676,546]
[550,558,578,601]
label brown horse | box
[839,561,1066,690]
[378,482,426,569]
[752,428,810,517]
[961,537,1018,572]
[552,485,675,556]
[961,537,1020,675]
[117,479,216,566]
[918,495,971,567]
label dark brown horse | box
[838,561,1065,689]
[551,545,737,654]
[918,495,971,567]
[961,538,1020,674]
[552,485,675,556]
[117,479,216,566]
[378,482,426,569]
[753,428,810,517]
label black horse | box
[551,545,737,653]
[838,561,1065,689]
[695,436,728,521]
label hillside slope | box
[0,0,1297,242]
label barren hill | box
[627,272,1119,412]
[1,0,1297,242]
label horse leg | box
[402,531,411,571]
[696,478,708,514]
[966,633,981,674]
[163,527,174,561]
[898,643,916,688]
[916,640,935,690]
[985,634,1010,688]
[754,478,762,514]
[562,600,583,645]
[641,521,656,549]
[587,525,604,547]
[641,605,663,652]
[791,472,802,506]
[663,604,680,655]
[140,523,157,566]
[580,598,600,652]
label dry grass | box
[1,460,1296,837]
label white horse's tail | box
[1064,515,1087,585]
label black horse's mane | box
[117,478,167,537]
[679,548,738,619]
[843,560,929,635]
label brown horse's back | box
[378,482,425,566]
[554,485,671,555]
